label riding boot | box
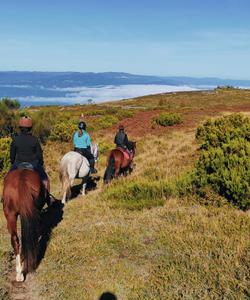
[43,179,54,207]
[89,158,97,174]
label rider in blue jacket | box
[73,121,97,174]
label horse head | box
[128,141,136,156]
[91,143,99,162]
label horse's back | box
[110,148,130,168]
[4,169,41,189]
[60,151,89,179]
[3,169,42,212]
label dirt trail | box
[7,256,37,300]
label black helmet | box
[78,121,86,130]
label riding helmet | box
[78,121,86,130]
[19,116,33,128]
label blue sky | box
[0,0,250,79]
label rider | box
[114,124,132,158]
[73,121,97,174]
[9,116,51,198]
[114,124,130,148]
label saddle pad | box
[117,147,130,161]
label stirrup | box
[90,167,97,174]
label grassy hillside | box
[0,88,250,299]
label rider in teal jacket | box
[73,121,97,174]
[73,129,91,148]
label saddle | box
[116,147,132,162]
[17,162,34,170]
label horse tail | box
[59,161,71,202]
[20,213,39,273]
[19,171,40,273]
[104,152,115,183]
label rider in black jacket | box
[9,116,50,194]
[114,124,130,149]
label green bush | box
[154,113,182,127]
[196,113,250,149]
[102,179,175,210]
[1,97,20,109]
[32,110,57,142]
[0,100,18,138]
[98,141,113,155]
[0,137,11,175]
[50,120,76,142]
[116,109,134,120]
[94,115,119,130]
[194,114,250,209]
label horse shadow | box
[37,199,64,267]
[70,176,100,200]
[99,292,117,300]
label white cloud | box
[20,84,202,104]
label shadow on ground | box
[99,292,117,300]
[37,199,64,267]
[70,176,100,200]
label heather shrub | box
[98,141,113,155]
[116,109,134,120]
[50,120,76,142]
[32,110,57,142]
[196,113,250,149]
[0,100,18,138]
[194,114,250,209]
[0,137,11,175]
[101,171,197,210]
[154,113,182,127]
[1,97,20,109]
[102,179,174,210]
[95,115,119,130]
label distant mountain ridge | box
[0,71,250,88]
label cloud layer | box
[20,84,202,105]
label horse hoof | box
[16,273,24,282]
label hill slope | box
[0,88,250,299]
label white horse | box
[59,143,99,204]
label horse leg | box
[62,177,73,205]
[62,191,67,205]
[6,213,24,282]
[114,160,120,178]
[81,178,87,196]
[128,162,134,174]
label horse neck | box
[91,143,99,160]
[131,147,135,158]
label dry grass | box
[0,210,11,299]
[114,88,250,111]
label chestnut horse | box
[2,168,46,281]
[104,141,136,183]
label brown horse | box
[104,141,136,183]
[2,168,46,281]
